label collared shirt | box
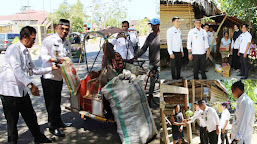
[0,41,52,97]
[219,108,230,130]
[111,31,137,60]
[135,32,160,67]
[207,31,216,46]
[167,26,183,55]
[39,33,71,81]
[188,109,206,127]
[187,28,209,55]
[231,93,255,143]
[201,106,219,132]
[239,31,252,54]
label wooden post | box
[208,15,228,63]
[188,3,192,29]
[191,80,196,132]
[161,108,170,144]
[184,80,192,143]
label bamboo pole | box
[161,108,170,144]
[184,80,192,143]
[191,80,196,132]
[207,15,228,63]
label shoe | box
[177,77,184,80]
[241,76,248,79]
[237,74,244,76]
[35,135,55,143]
[49,128,65,137]
[59,122,72,128]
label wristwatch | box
[27,83,33,89]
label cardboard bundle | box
[222,63,231,77]
[220,45,230,55]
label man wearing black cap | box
[187,19,210,79]
[198,99,219,144]
[184,101,208,144]
[39,19,72,137]
[230,81,254,144]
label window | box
[7,34,19,39]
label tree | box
[47,0,86,32]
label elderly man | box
[0,26,57,144]
[39,19,72,137]
[230,81,255,144]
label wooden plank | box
[161,84,189,94]
[191,80,196,132]
[161,108,170,144]
[184,80,192,143]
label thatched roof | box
[160,0,221,16]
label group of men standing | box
[170,81,255,144]
[167,16,253,80]
[0,19,72,143]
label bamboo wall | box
[160,4,195,49]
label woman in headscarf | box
[231,24,242,72]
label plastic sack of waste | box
[101,70,157,144]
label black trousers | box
[208,130,218,144]
[41,77,64,129]
[231,49,240,70]
[221,129,229,144]
[240,53,249,78]
[0,94,45,143]
[170,52,182,80]
[200,126,208,144]
[192,54,207,79]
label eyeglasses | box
[122,26,128,28]
[59,27,70,32]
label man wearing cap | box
[238,24,252,79]
[230,81,254,144]
[111,21,137,62]
[39,19,72,137]
[187,20,210,79]
[198,100,219,144]
[132,18,160,106]
[0,26,57,143]
[167,17,184,80]
[184,101,208,144]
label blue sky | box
[0,0,159,20]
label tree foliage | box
[47,0,86,32]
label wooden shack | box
[160,80,228,143]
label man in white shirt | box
[198,100,219,144]
[231,24,242,72]
[230,81,255,144]
[207,27,217,59]
[238,24,252,79]
[187,19,210,79]
[111,21,137,62]
[0,26,57,143]
[219,102,230,144]
[167,17,184,80]
[185,102,208,144]
[39,19,72,137]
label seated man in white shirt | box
[198,99,219,144]
[111,21,137,63]
[238,24,252,79]
[219,102,230,144]
[187,19,210,79]
[231,81,255,144]
[184,102,208,144]
[0,26,57,143]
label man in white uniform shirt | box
[238,24,252,79]
[167,17,184,80]
[231,81,255,144]
[219,102,230,144]
[185,102,208,144]
[0,26,57,143]
[187,19,210,79]
[39,19,72,137]
[198,99,219,144]
[111,21,137,62]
